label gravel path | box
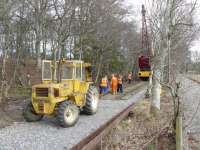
[0,86,146,150]
[180,77,200,149]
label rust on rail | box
[70,100,140,150]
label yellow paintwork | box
[32,60,92,115]
[42,80,52,84]
[138,71,151,78]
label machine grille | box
[38,103,44,112]
[36,88,48,97]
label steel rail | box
[70,95,144,150]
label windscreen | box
[42,61,52,80]
[62,62,73,79]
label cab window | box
[62,63,73,80]
[42,61,52,80]
[76,63,82,80]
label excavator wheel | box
[23,101,43,122]
[83,86,99,115]
[56,101,79,127]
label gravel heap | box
[0,88,146,150]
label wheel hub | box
[64,106,78,124]
[91,93,99,110]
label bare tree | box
[146,0,199,116]
[146,0,199,149]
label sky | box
[124,0,200,53]
[124,0,145,27]
[125,0,144,9]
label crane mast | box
[141,4,150,56]
[137,5,151,80]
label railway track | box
[70,84,146,150]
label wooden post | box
[176,116,183,150]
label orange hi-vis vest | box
[118,77,122,84]
[101,78,107,87]
[111,77,118,87]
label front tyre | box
[23,102,43,122]
[56,101,79,127]
[83,86,99,115]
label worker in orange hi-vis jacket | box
[111,74,118,95]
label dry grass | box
[100,92,175,150]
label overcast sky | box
[124,0,200,52]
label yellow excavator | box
[23,59,99,127]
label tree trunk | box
[95,54,103,83]
[166,32,171,83]
[34,0,42,69]
[150,36,167,116]
[0,18,10,104]
[61,43,66,58]
[150,69,161,116]
[35,38,41,69]
[146,71,153,98]
[0,56,7,104]
[57,43,62,60]
[43,40,47,59]
[0,55,11,106]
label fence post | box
[176,116,183,150]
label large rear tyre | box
[23,102,43,122]
[83,86,99,115]
[56,101,79,127]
